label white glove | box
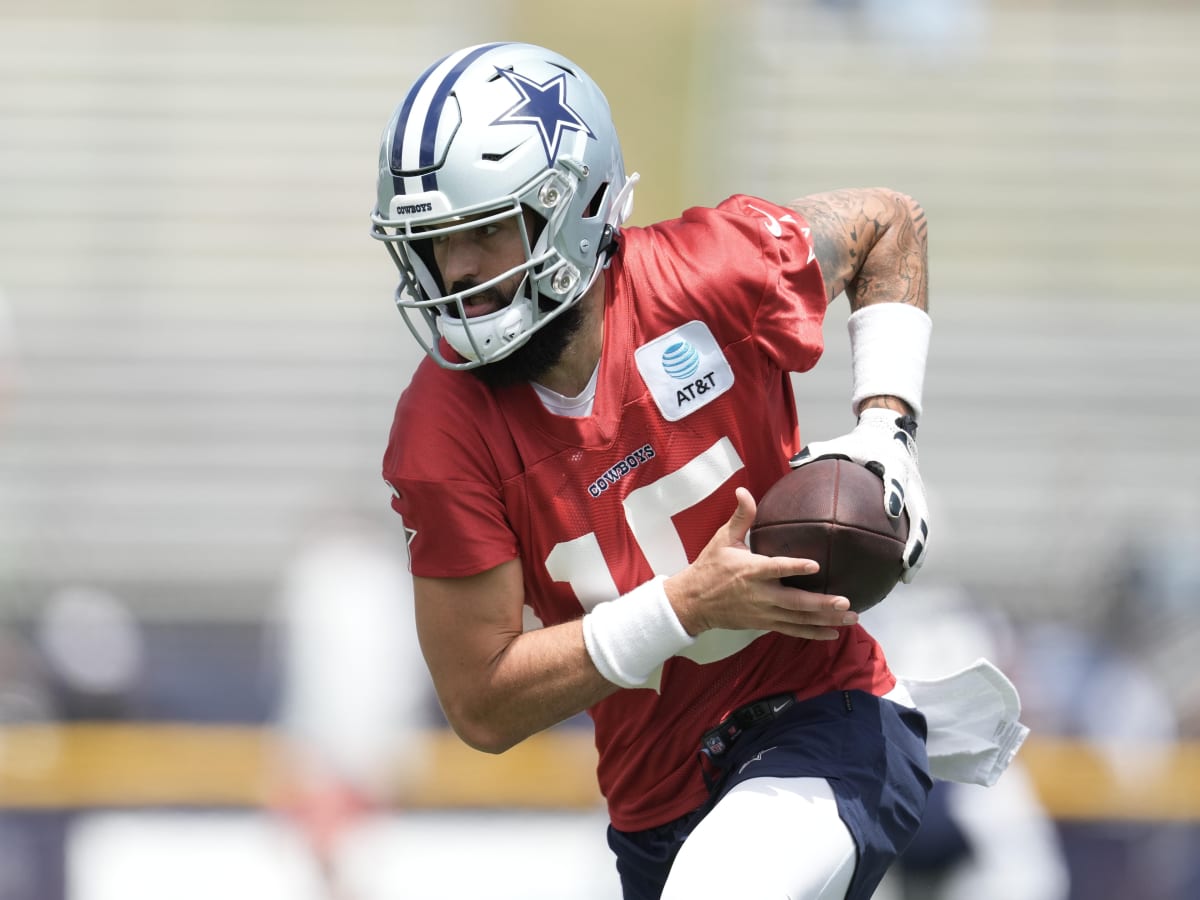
[789,407,930,581]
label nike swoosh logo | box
[747,203,799,240]
[749,205,782,237]
[482,144,521,163]
[771,700,790,714]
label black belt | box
[699,692,798,760]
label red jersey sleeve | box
[628,194,828,374]
[382,359,519,578]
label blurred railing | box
[2,724,1199,822]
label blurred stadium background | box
[1,0,1198,897]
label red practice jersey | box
[383,195,896,831]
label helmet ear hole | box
[584,182,610,219]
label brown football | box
[749,458,908,613]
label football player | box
[372,42,1022,900]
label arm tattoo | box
[789,189,929,312]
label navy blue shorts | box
[607,690,931,900]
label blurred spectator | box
[1105,526,1200,737]
[814,0,986,57]
[1018,610,1178,781]
[268,514,435,897]
[1009,557,1196,900]
[0,627,60,758]
[35,585,145,720]
[865,581,1071,900]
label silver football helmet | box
[371,42,638,369]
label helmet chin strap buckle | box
[597,172,640,262]
[597,224,617,261]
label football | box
[749,458,908,613]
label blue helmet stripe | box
[419,42,510,191]
[389,54,445,198]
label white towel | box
[895,658,1030,787]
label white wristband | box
[848,303,932,418]
[582,576,695,689]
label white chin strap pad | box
[438,299,534,363]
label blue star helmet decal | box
[491,67,596,167]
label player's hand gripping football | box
[790,408,930,581]
[665,488,857,643]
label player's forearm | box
[440,619,618,754]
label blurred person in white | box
[864,582,1070,900]
[0,287,51,760]
[270,514,434,897]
